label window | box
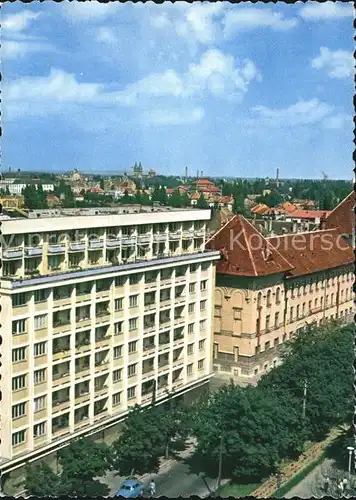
[199,320,206,331]
[257,292,262,309]
[214,306,221,318]
[34,314,47,330]
[296,305,300,318]
[309,300,312,311]
[200,280,207,291]
[274,338,279,347]
[33,422,46,438]
[129,318,137,331]
[233,309,241,320]
[128,341,137,353]
[12,319,26,335]
[188,323,194,334]
[302,303,305,316]
[34,369,46,385]
[289,307,294,321]
[13,293,27,307]
[34,396,46,412]
[34,342,47,357]
[113,369,122,382]
[128,364,137,377]
[129,295,138,308]
[274,312,279,326]
[198,359,204,370]
[113,392,121,406]
[34,289,47,303]
[12,402,26,419]
[187,364,193,375]
[188,303,195,314]
[129,274,140,285]
[127,386,136,400]
[199,339,205,350]
[113,346,122,359]
[265,341,270,350]
[276,288,281,304]
[12,375,26,391]
[115,298,124,311]
[12,347,26,363]
[267,290,272,307]
[114,322,123,335]
[187,344,194,355]
[12,430,26,447]
[200,300,206,311]
[190,264,197,273]
[189,283,196,294]
[115,276,126,287]
[266,315,270,330]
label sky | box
[1,1,354,179]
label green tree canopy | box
[196,193,209,209]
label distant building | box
[6,180,54,195]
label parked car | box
[116,478,144,498]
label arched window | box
[276,287,281,304]
[266,290,272,307]
[257,292,262,309]
[331,293,334,305]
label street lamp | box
[347,446,354,482]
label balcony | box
[172,377,184,389]
[48,244,66,254]
[194,229,205,237]
[175,295,185,304]
[182,230,194,239]
[95,359,109,372]
[106,238,121,248]
[169,231,181,241]
[53,319,71,334]
[153,233,167,242]
[96,311,111,324]
[75,339,91,354]
[69,241,86,252]
[75,391,91,405]
[159,318,171,330]
[137,234,151,244]
[75,366,91,379]
[89,239,104,250]
[25,246,43,257]
[94,385,108,397]
[52,398,71,413]
[174,316,184,325]
[122,236,137,246]
[76,317,92,329]
[3,247,23,259]
[52,372,71,387]
[143,343,156,357]
[158,360,170,372]
[53,348,71,361]
[144,301,156,312]
[95,335,111,349]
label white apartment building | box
[0,206,220,477]
[0,181,55,195]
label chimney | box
[292,221,297,233]
[185,166,188,182]
[197,169,199,179]
[319,212,327,230]
[200,170,203,178]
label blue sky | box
[1,1,354,179]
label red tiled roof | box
[195,179,214,185]
[288,210,331,219]
[200,186,221,193]
[166,188,174,195]
[251,204,270,214]
[268,229,354,278]
[324,191,355,235]
[206,215,294,277]
[279,202,297,212]
[220,196,233,203]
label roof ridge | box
[240,217,258,276]
[326,191,355,218]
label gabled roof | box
[279,201,297,212]
[206,215,294,277]
[268,228,354,278]
[199,186,221,193]
[220,196,234,203]
[194,178,214,185]
[324,191,355,236]
[288,210,331,219]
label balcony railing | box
[3,247,23,259]
[25,246,43,257]
[121,236,136,246]
[69,241,86,252]
[89,240,104,249]
[153,233,167,242]
[48,244,66,254]
[137,234,151,244]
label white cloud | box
[2,10,41,32]
[299,2,354,20]
[5,50,259,121]
[143,107,205,126]
[96,26,119,45]
[61,1,122,22]
[2,39,53,60]
[311,47,354,79]
[223,7,298,36]
[249,99,334,128]
[323,113,353,130]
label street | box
[102,440,223,497]
[284,458,335,498]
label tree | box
[25,462,60,496]
[121,189,132,204]
[111,405,163,475]
[232,193,245,215]
[170,189,184,208]
[99,178,105,191]
[196,193,208,209]
[37,184,48,209]
[5,186,10,196]
[57,439,111,496]
[192,383,304,482]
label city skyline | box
[2,2,353,179]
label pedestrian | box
[324,476,330,494]
[338,481,344,496]
[149,479,156,497]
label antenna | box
[321,171,328,181]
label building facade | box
[0,206,219,474]
[206,201,354,385]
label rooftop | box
[324,191,355,236]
